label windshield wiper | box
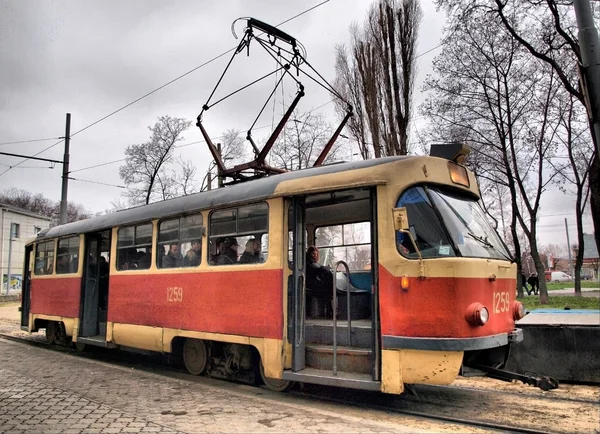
[467,232,495,249]
[467,232,512,262]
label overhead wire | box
[0,0,333,179]
[0,137,61,146]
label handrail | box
[332,260,351,376]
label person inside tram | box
[184,239,202,267]
[162,244,183,268]
[210,238,226,265]
[239,238,261,264]
[217,238,239,265]
[56,249,71,274]
[306,246,334,294]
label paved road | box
[0,338,444,433]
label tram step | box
[305,319,372,348]
[282,368,380,391]
[306,344,372,375]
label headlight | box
[465,302,489,326]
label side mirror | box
[393,207,409,231]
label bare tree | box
[270,111,336,170]
[437,0,600,270]
[550,91,595,295]
[0,188,90,225]
[119,116,191,205]
[334,0,422,158]
[421,5,566,301]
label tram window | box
[34,240,55,275]
[315,222,371,271]
[209,202,268,266]
[56,236,80,274]
[117,223,153,270]
[157,213,203,268]
[395,186,457,259]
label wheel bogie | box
[183,338,208,376]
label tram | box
[20,145,524,394]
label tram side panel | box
[29,276,81,333]
[107,269,284,350]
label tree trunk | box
[590,153,600,257]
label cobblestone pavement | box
[0,338,431,433]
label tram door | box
[20,244,33,328]
[289,197,307,371]
[80,231,111,337]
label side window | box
[158,213,203,269]
[315,222,371,271]
[117,223,153,271]
[209,202,268,266]
[34,240,55,275]
[56,236,80,274]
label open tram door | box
[78,230,112,345]
[20,244,33,329]
[283,187,381,391]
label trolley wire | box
[0,137,61,146]
[0,0,333,179]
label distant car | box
[551,271,572,283]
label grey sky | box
[0,0,592,248]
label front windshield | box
[396,186,511,260]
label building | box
[1,204,52,294]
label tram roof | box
[37,156,413,241]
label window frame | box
[314,221,372,271]
[157,213,204,269]
[56,236,80,275]
[116,222,153,271]
[34,240,56,276]
[208,202,269,266]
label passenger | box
[162,244,183,268]
[137,250,150,269]
[239,238,261,264]
[184,239,202,267]
[210,238,226,265]
[527,274,539,296]
[56,249,71,274]
[217,238,239,265]
[306,246,334,295]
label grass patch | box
[546,281,599,290]
[520,295,600,310]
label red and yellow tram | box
[20,150,524,393]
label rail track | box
[1,331,597,434]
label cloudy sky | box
[0,0,594,248]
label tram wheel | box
[75,341,87,352]
[45,322,57,344]
[259,361,292,392]
[183,339,207,376]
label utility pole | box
[565,218,573,278]
[59,113,71,225]
[573,0,600,155]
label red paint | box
[30,277,81,318]
[379,265,516,338]
[108,269,283,340]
